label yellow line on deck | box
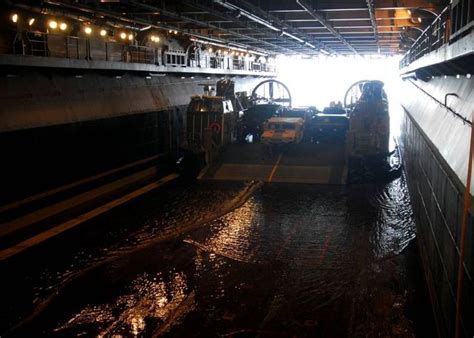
[0,167,158,237]
[267,153,283,183]
[0,155,161,213]
[0,173,178,262]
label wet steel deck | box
[204,143,347,184]
[0,177,434,337]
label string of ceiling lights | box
[8,10,268,58]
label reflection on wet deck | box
[0,176,434,338]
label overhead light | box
[100,29,107,37]
[115,75,122,79]
[48,20,58,29]
[417,17,422,23]
[59,22,67,31]
[84,26,92,34]
[407,9,412,16]
[208,47,213,53]
[11,13,18,23]
[145,75,152,79]
[173,30,178,34]
[128,33,133,40]
[28,18,35,26]
[120,32,127,39]
[467,74,472,79]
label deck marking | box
[267,153,283,183]
[0,167,158,237]
[0,155,161,213]
[0,173,178,261]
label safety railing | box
[399,6,450,68]
[251,62,275,73]
[400,0,474,68]
[451,0,474,39]
[128,45,157,64]
[8,30,275,73]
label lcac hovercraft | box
[345,80,402,183]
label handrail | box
[399,6,450,68]
[400,0,474,69]
[8,29,274,73]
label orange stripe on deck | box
[267,153,283,183]
[0,173,178,261]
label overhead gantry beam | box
[295,0,360,55]
[212,0,336,55]
[366,0,380,53]
[185,0,321,55]
[128,1,303,55]
[42,0,294,55]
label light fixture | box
[100,29,107,37]
[407,9,412,16]
[417,17,422,23]
[48,20,58,29]
[173,30,178,34]
[59,22,67,31]
[84,26,92,34]
[467,74,472,79]
[28,18,35,26]
[11,13,18,23]
[208,47,213,53]
[456,74,461,79]
[120,32,127,39]
[168,29,172,33]
[128,33,133,40]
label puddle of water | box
[2,176,425,337]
